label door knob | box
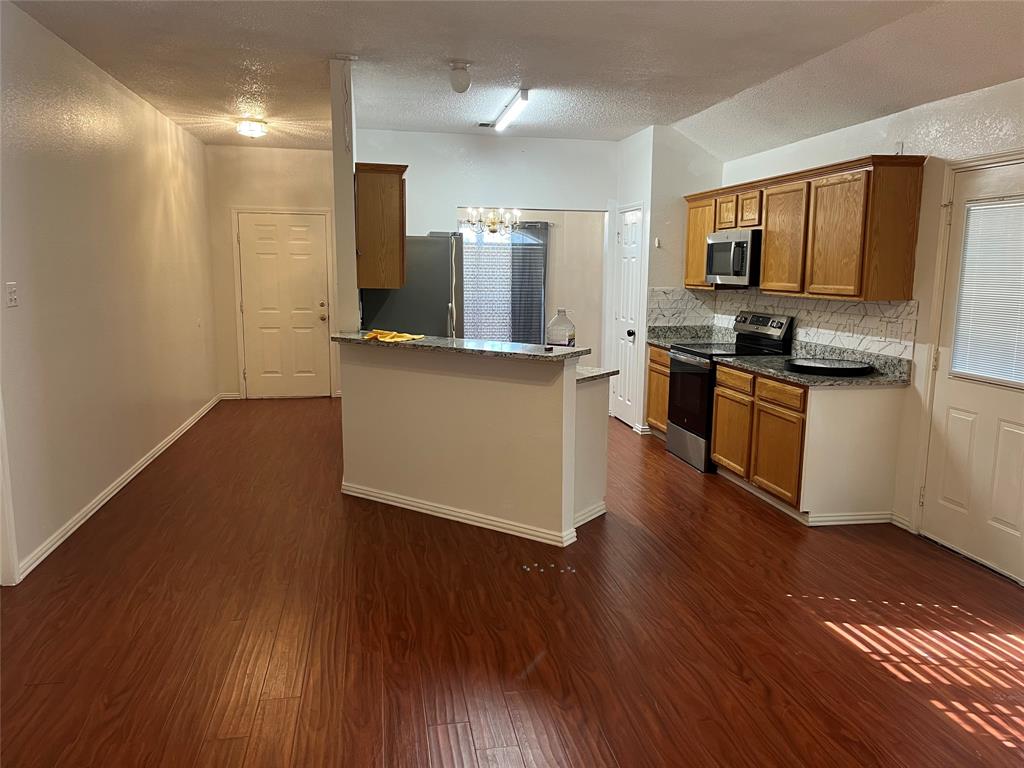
[626,329,636,338]
[319,300,326,308]
[319,314,327,322]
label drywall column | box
[0,0,15,586]
[329,57,360,332]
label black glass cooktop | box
[670,342,785,360]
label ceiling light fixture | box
[493,89,529,132]
[461,207,521,236]
[236,118,269,138]
[449,61,472,94]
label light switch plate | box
[5,282,18,308]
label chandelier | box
[461,207,521,236]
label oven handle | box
[669,351,711,369]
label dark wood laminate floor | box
[2,398,1022,767]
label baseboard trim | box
[890,513,916,532]
[806,511,894,527]
[342,482,577,547]
[574,501,606,527]
[633,424,652,435]
[218,392,243,400]
[717,469,895,528]
[15,393,226,583]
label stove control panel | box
[733,313,793,339]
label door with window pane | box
[922,162,1024,583]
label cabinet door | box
[715,194,737,229]
[760,181,808,293]
[805,170,869,296]
[738,189,762,227]
[684,199,715,288]
[355,163,407,289]
[711,386,753,477]
[645,363,670,433]
[750,400,804,507]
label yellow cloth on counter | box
[363,329,425,343]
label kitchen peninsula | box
[333,333,616,546]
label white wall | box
[0,4,218,577]
[720,77,1024,526]
[648,126,722,287]
[356,129,617,234]
[204,145,334,393]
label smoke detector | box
[449,61,472,94]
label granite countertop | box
[718,355,911,388]
[576,366,618,383]
[332,333,591,361]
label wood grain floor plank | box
[478,746,528,768]
[242,696,300,768]
[504,690,571,768]
[4,400,1023,768]
[195,737,249,768]
[429,722,480,768]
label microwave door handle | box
[730,241,741,275]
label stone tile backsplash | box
[648,287,918,359]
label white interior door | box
[238,212,331,398]
[922,161,1024,583]
[609,206,643,426]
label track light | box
[494,90,529,132]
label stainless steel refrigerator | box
[360,232,464,337]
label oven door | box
[668,351,711,435]
[667,351,714,471]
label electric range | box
[666,313,793,472]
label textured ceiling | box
[673,1,1024,160]
[17,0,933,149]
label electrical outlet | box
[5,282,18,308]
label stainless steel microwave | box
[706,229,761,287]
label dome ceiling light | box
[449,61,472,94]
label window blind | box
[460,223,549,344]
[950,200,1024,387]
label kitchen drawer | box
[756,377,805,412]
[649,345,670,368]
[716,366,754,395]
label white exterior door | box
[609,206,643,426]
[922,162,1024,584]
[238,212,331,398]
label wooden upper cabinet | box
[355,162,407,289]
[683,155,924,300]
[684,199,715,289]
[737,190,762,227]
[760,181,809,293]
[711,386,754,478]
[715,194,737,229]
[805,170,869,297]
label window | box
[460,223,549,344]
[951,200,1024,387]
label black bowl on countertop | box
[784,358,875,377]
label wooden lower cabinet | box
[645,349,670,433]
[750,400,805,507]
[713,365,806,507]
[711,387,753,477]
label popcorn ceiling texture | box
[648,287,918,359]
